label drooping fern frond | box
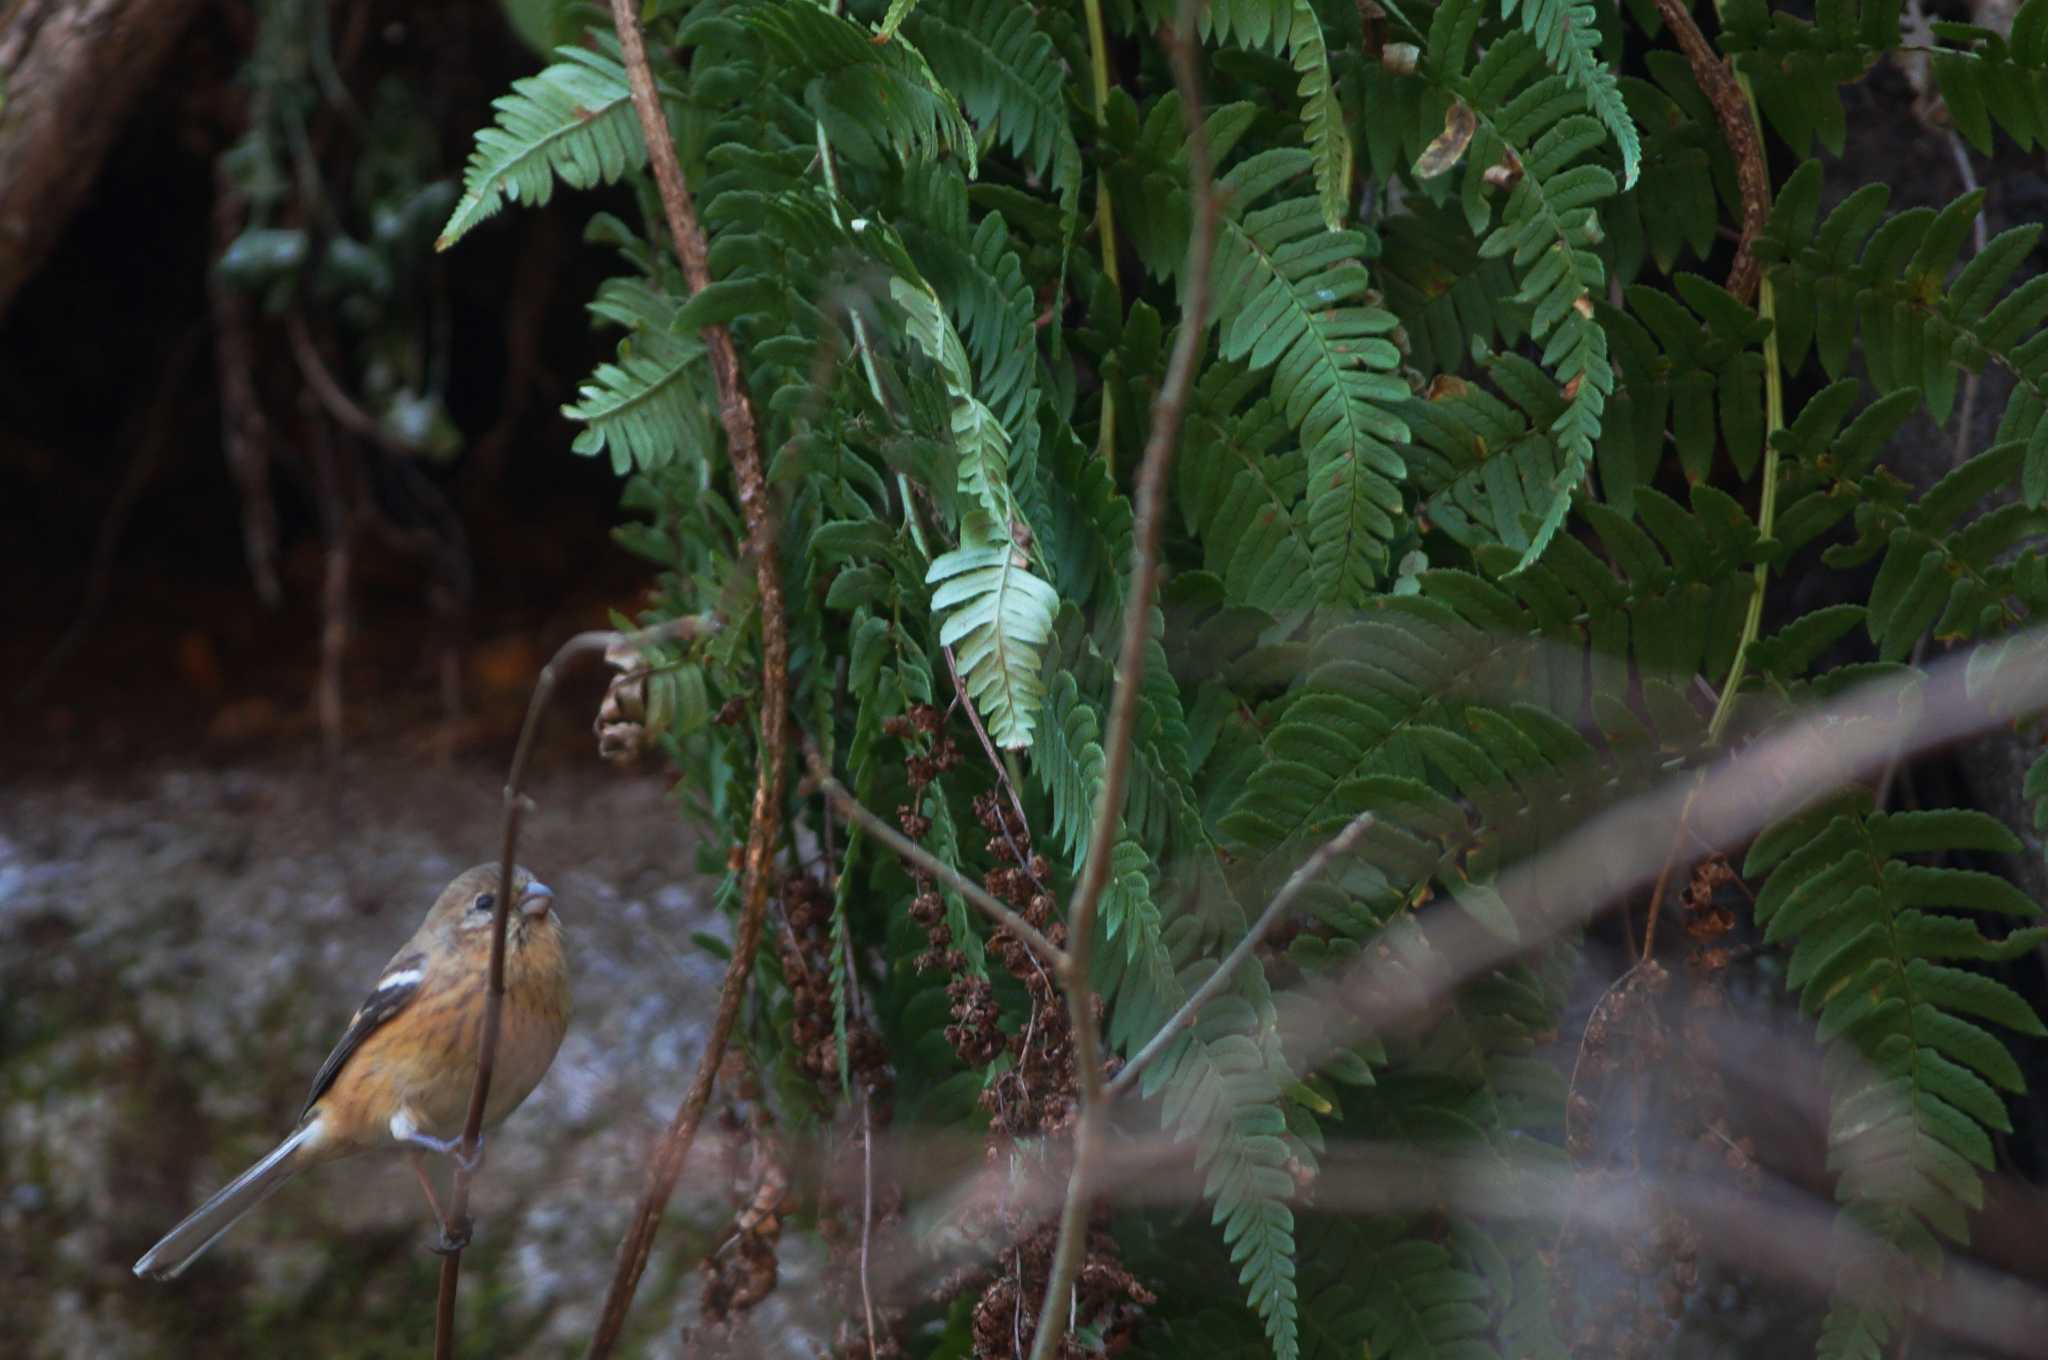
[895,271,1059,750]
[904,0,1081,224]
[895,164,1045,437]
[1177,363,1318,614]
[926,515,1058,749]
[1466,74,1618,569]
[564,277,715,475]
[735,0,977,177]
[1599,272,1771,496]
[1500,0,1642,186]
[1184,0,1355,230]
[1210,148,1410,606]
[894,276,1024,530]
[437,44,647,250]
[1399,12,1618,571]
[1746,797,2048,1357]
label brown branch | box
[808,759,1069,972]
[1106,814,1375,1100]
[1654,0,1770,305]
[286,311,415,456]
[587,3,791,1354]
[430,616,714,1360]
[210,165,282,607]
[1027,6,1218,1356]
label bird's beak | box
[519,881,555,919]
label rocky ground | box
[0,737,808,1358]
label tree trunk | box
[0,0,203,322]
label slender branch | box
[1027,8,1217,1357]
[859,1090,880,1360]
[1106,814,1375,1100]
[1654,0,1768,306]
[809,759,1068,972]
[286,310,413,456]
[1695,0,1780,744]
[431,616,712,1360]
[943,643,1034,850]
[588,5,791,1353]
[1082,0,1121,464]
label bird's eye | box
[473,892,496,914]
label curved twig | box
[432,615,716,1360]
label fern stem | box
[813,766,1068,970]
[1029,7,1217,1356]
[1083,0,1120,466]
[1703,2,1783,746]
[1107,812,1376,1099]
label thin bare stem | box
[1028,8,1216,1357]
[1701,0,1782,744]
[944,643,1033,849]
[1653,0,1768,306]
[589,6,791,1352]
[1107,813,1375,1100]
[431,616,711,1360]
[860,1090,880,1360]
[810,760,1068,972]
[287,310,413,456]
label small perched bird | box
[133,863,571,1280]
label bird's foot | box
[391,1113,485,1173]
[430,1216,474,1256]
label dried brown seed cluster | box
[685,1061,794,1349]
[960,1219,1154,1360]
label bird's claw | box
[430,1217,474,1256]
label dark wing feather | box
[299,952,427,1120]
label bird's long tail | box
[133,1121,320,1280]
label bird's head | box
[427,862,557,942]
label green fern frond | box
[876,0,920,43]
[905,0,1081,222]
[894,277,1022,528]
[926,514,1058,749]
[1033,645,1311,1358]
[1766,163,2048,505]
[437,44,647,250]
[1500,0,1641,186]
[1212,149,1410,605]
[564,278,715,475]
[1179,364,1318,612]
[1763,168,2026,421]
[1404,356,1576,555]
[1146,0,1354,230]
[737,0,976,176]
[1375,198,1528,379]
[1748,796,2048,1353]
[896,164,1044,435]
[1605,58,1732,282]
[1600,273,1771,495]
